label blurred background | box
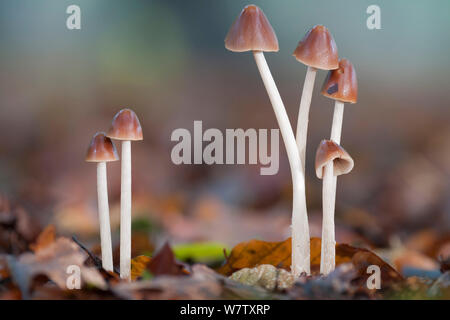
[0,0,449,272]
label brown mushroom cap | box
[86,132,119,162]
[315,140,354,179]
[321,58,358,103]
[225,5,279,53]
[107,108,143,141]
[293,25,339,70]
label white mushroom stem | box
[321,100,345,275]
[330,101,344,144]
[295,66,317,173]
[120,140,132,281]
[320,161,336,275]
[96,162,114,272]
[253,51,310,276]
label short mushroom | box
[315,140,354,275]
[225,5,310,276]
[107,108,143,281]
[85,132,119,272]
[293,25,338,174]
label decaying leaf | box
[218,237,403,287]
[148,242,188,276]
[111,264,278,300]
[229,264,294,291]
[218,238,291,276]
[7,237,106,298]
[112,265,222,300]
[30,225,56,253]
[131,255,151,281]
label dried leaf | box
[30,225,56,253]
[131,255,151,281]
[148,242,188,276]
[7,237,107,298]
[217,238,291,276]
[218,237,403,286]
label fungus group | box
[226,5,358,276]
[85,108,143,281]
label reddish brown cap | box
[321,58,358,103]
[225,5,279,53]
[315,140,354,179]
[107,109,143,141]
[293,25,339,70]
[86,132,119,162]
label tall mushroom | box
[321,58,357,229]
[293,25,338,174]
[85,132,119,272]
[315,140,354,275]
[225,5,310,276]
[107,109,143,280]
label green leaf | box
[173,242,229,263]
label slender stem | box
[97,162,114,272]
[253,51,310,276]
[120,140,132,281]
[321,100,345,274]
[295,66,317,173]
[330,101,345,144]
[320,162,335,275]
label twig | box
[71,236,120,275]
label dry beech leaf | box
[131,255,151,281]
[218,237,403,286]
[218,238,291,276]
[30,225,56,253]
[148,242,188,276]
[7,237,107,298]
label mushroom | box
[321,58,357,230]
[85,132,119,272]
[293,25,338,174]
[315,140,354,275]
[107,109,143,280]
[321,58,357,145]
[225,5,310,276]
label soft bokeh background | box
[0,0,449,269]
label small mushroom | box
[321,58,358,145]
[293,25,339,173]
[315,140,354,275]
[85,132,119,272]
[225,5,310,276]
[107,109,143,281]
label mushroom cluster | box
[226,5,358,276]
[85,108,143,281]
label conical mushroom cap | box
[293,25,339,70]
[225,5,279,53]
[86,132,119,162]
[107,108,143,141]
[315,140,354,179]
[321,58,358,103]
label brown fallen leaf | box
[111,264,277,300]
[217,238,291,276]
[148,242,188,276]
[131,255,151,281]
[7,237,107,298]
[218,237,403,287]
[30,225,56,253]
